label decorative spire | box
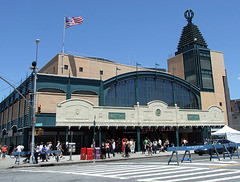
[184,9,194,24]
[177,9,208,51]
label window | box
[100,70,103,75]
[105,76,199,109]
[79,67,83,72]
[219,102,222,106]
[64,65,68,70]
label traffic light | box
[35,128,44,136]
[30,61,37,70]
[37,104,41,114]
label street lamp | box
[30,39,40,164]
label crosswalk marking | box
[125,167,204,180]
[15,162,240,182]
[204,175,240,182]
[137,168,223,181]
[159,170,240,182]
[107,166,189,179]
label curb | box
[8,153,173,169]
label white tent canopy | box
[212,125,240,143]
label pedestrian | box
[144,137,148,154]
[130,139,135,153]
[111,139,116,157]
[100,141,106,159]
[8,143,14,155]
[34,143,40,164]
[41,144,48,162]
[16,144,24,152]
[2,145,8,160]
[116,138,122,154]
[0,143,2,158]
[182,138,188,146]
[16,144,24,162]
[153,139,158,154]
[124,139,130,157]
[163,138,170,151]
[158,138,162,153]
[39,142,43,159]
[141,140,145,154]
[147,139,153,156]
[105,139,111,158]
[56,141,64,159]
[122,138,126,154]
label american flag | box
[65,16,83,29]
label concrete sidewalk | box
[0,151,188,170]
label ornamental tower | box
[168,10,232,125]
[175,9,214,92]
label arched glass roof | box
[104,71,201,109]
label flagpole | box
[62,15,66,74]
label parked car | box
[194,139,236,156]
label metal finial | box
[184,9,194,24]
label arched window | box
[72,90,98,95]
[105,76,199,109]
[38,88,65,93]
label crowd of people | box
[141,137,172,156]
[0,137,189,161]
[0,141,67,164]
[100,138,136,159]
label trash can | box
[81,147,87,160]
[87,148,93,160]
[95,147,101,159]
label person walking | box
[56,141,64,159]
[100,141,106,159]
[144,137,148,154]
[16,144,24,162]
[147,139,153,156]
[16,144,24,152]
[8,143,14,155]
[1,145,8,160]
[116,138,122,154]
[34,143,40,164]
[105,140,111,158]
[111,139,116,157]
[163,138,170,151]
[153,139,158,154]
[0,143,2,158]
[41,144,48,162]
[124,139,130,157]
[158,138,162,153]
[130,139,135,153]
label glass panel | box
[105,76,199,109]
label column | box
[175,127,179,147]
[137,127,141,152]
[98,127,101,147]
[66,127,69,142]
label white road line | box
[140,169,240,182]
[16,170,122,179]
[107,166,178,178]
[181,161,239,166]
[165,170,240,182]
[203,175,240,182]
[138,168,226,181]
[72,165,172,174]
[121,166,203,179]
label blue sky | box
[0,0,239,100]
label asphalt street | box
[1,155,240,182]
